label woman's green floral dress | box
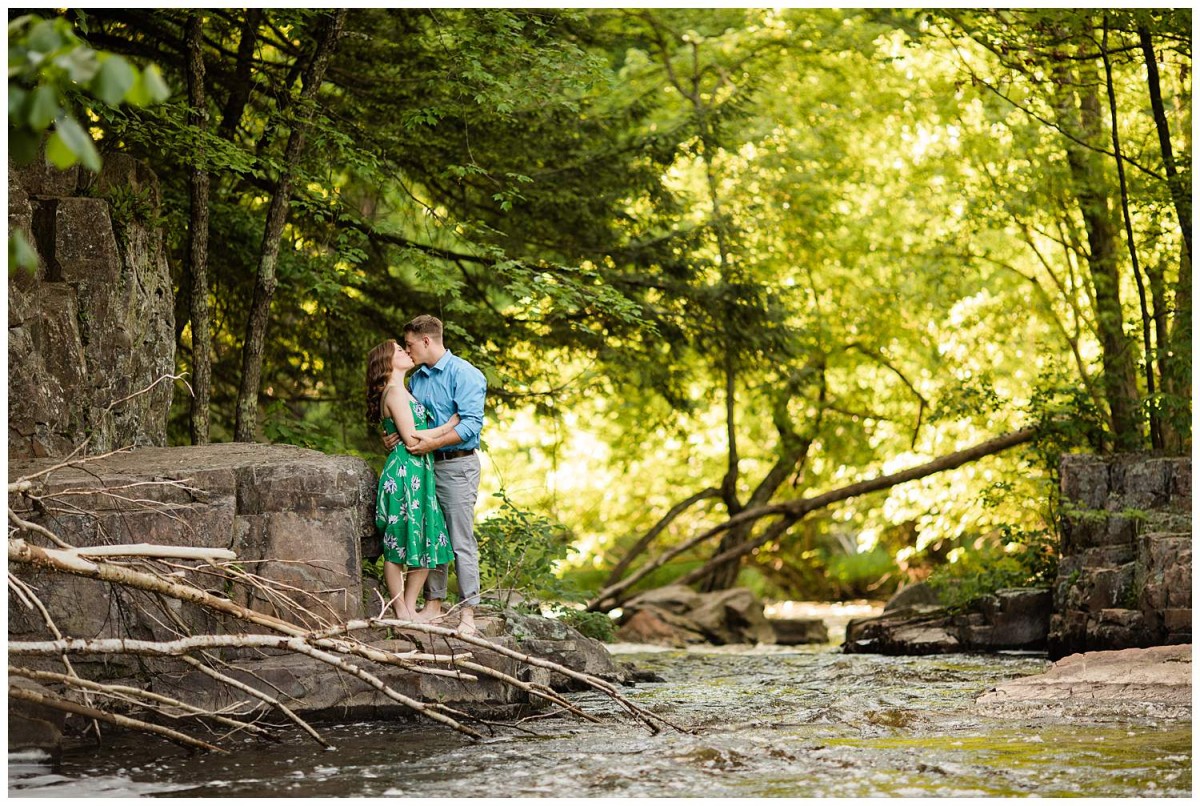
[375,400,453,568]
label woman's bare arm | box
[383,386,422,448]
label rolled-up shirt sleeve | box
[452,364,487,445]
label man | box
[384,315,486,636]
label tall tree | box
[184,14,212,444]
[233,10,347,442]
[1052,40,1143,451]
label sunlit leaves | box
[45,115,99,170]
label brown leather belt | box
[434,448,475,461]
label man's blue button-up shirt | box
[408,350,486,450]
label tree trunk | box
[1053,58,1143,452]
[234,10,347,442]
[698,365,827,592]
[1162,244,1192,451]
[185,15,212,445]
[1138,26,1192,263]
[1139,25,1192,453]
[217,9,264,142]
[1101,20,1160,449]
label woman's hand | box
[408,431,435,455]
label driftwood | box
[589,427,1038,612]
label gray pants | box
[425,453,481,607]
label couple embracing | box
[366,315,486,637]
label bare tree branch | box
[589,427,1038,611]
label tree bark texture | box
[185,14,212,445]
[234,10,347,442]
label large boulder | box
[976,644,1191,713]
[9,155,175,460]
[7,610,639,756]
[8,443,376,659]
[770,618,829,645]
[1049,455,1191,658]
[843,588,1051,655]
[7,680,66,758]
[496,609,629,690]
[615,585,777,646]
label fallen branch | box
[11,666,277,741]
[71,544,237,561]
[452,658,602,724]
[9,685,226,754]
[9,633,485,740]
[370,618,691,736]
[179,655,331,749]
[589,426,1038,611]
[8,511,74,550]
[9,538,303,636]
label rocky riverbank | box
[977,644,1191,719]
[8,605,634,758]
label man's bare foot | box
[414,600,444,623]
[457,608,478,637]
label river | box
[8,636,1190,798]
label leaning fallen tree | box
[8,458,688,753]
[588,427,1039,612]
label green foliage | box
[262,401,360,456]
[476,493,578,602]
[1025,367,1109,462]
[926,526,1058,610]
[8,14,169,170]
[8,230,38,273]
[552,607,616,642]
[824,546,900,600]
[362,555,386,585]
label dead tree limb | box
[12,666,278,741]
[588,427,1039,611]
[371,617,692,736]
[452,659,601,724]
[603,487,721,587]
[8,685,226,754]
[8,539,303,635]
[179,654,330,749]
[9,633,485,739]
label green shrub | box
[555,607,616,642]
[476,492,579,603]
[824,546,898,599]
[927,526,1058,609]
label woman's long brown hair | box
[365,340,398,425]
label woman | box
[365,339,457,620]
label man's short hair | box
[404,315,443,341]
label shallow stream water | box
[8,640,1190,798]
